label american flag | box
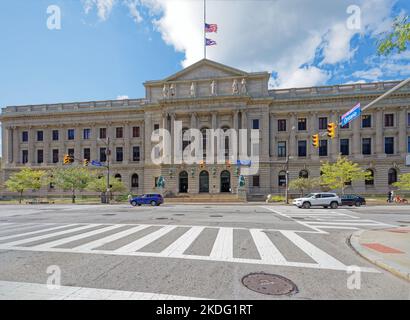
[205,23,218,33]
[205,38,217,46]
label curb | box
[349,230,410,282]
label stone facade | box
[1,59,410,199]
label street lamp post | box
[98,137,111,204]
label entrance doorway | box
[179,171,188,193]
[220,170,231,193]
[199,171,209,193]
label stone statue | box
[241,78,247,94]
[190,82,196,97]
[162,84,169,99]
[169,83,176,97]
[210,80,217,96]
[232,79,239,95]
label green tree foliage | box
[52,167,94,203]
[377,15,410,55]
[289,177,321,197]
[320,156,371,195]
[4,168,47,203]
[87,175,126,194]
[393,173,410,191]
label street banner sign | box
[340,103,361,127]
[236,160,252,166]
[91,160,103,167]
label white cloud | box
[82,0,397,88]
[353,68,383,81]
[117,95,129,100]
[124,0,143,23]
[83,0,118,21]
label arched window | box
[114,174,122,181]
[299,170,309,179]
[278,171,286,187]
[388,168,397,185]
[365,169,374,186]
[131,174,139,188]
[201,127,209,160]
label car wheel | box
[302,202,311,209]
[150,201,157,206]
[131,201,137,207]
[137,204,141,206]
[355,201,361,207]
[330,202,338,209]
[324,206,328,209]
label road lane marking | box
[0,224,80,242]
[160,226,205,257]
[72,225,151,251]
[249,229,287,264]
[114,225,177,253]
[209,227,233,260]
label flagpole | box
[204,0,206,59]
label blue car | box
[130,194,164,207]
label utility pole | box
[106,137,111,204]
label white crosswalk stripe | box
[0,222,378,273]
[0,224,79,242]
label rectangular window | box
[385,137,394,154]
[154,124,160,131]
[340,139,350,156]
[37,150,44,164]
[100,148,107,162]
[68,129,75,140]
[133,146,141,162]
[278,173,286,187]
[52,130,59,141]
[362,115,371,128]
[408,113,410,126]
[83,148,91,161]
[298,140,307,157]
[298,118,307,131]
[362,138,372,155]
[408,136,410,153]
[319,117,328,130]
[22,150,28,164]
[52,149,59,163]
[37,131,43,142]
[252,175,260,187]
[68,148,74,158]
[116,127,123,138]
[319,140,328,157]
[22,131,28,142]
[277,119,287,132]
[83,128,91,140]
[252,119,260,130]
[384,114,394,127]
[277,141,287,158]
[99,128,107,139]
[132,126,140,138]
[116,147,123,162]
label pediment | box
[164,59,248,82]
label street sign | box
[91,160,103,167]
[236,160,252,166]
[340,103,361,127]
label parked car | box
[292,193,341,209]
[341,194,366,207]
[130,194,164,207]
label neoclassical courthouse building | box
[1,59,410,200]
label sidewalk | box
[350,227,410,281]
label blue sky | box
[0,0,409,108]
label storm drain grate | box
[242,273,298,296]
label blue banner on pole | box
[236,160,252,166]
[91,160,103,167]
[340,103,361,127]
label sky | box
[0,0,409,109]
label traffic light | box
[199,160,205,169]
[83,159,89,167]
[312,134,319,148]
[63,154,73,164]
[238,175,246,187]
[327,122,337,139]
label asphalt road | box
[0,203,409,300]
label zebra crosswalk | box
[0,222,377,273]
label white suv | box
[293,193,341,209]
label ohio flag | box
[205,38,217,46]
[205,23,218,33]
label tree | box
[289,177,320,197]
[377,15,410,55]
[393,173,410,191]
[52,167,94,203]
[4,168,47,203]
[87,175,126,194]
[320,156,371,195]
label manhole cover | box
[242,273,298,296]
[210,215,223,218]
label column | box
[212,112,218,163]
[270,113,275,158]
[261,108,270,161]
[28,127,35,165]
[6,127,13,165]
[352,112,361,158]
[375,108,383,157]
[233,110,239,158]
[330,111,339,159]
[144,115,152,165]
[289,113,297,158]
[309,112,318,160]
[124,122,130,164]
[75,126,82,164]
[170,114,175,163]
[12,126,19,165]
[107,123,114,164]
[398,107,407,155]
[241,111,248,155]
